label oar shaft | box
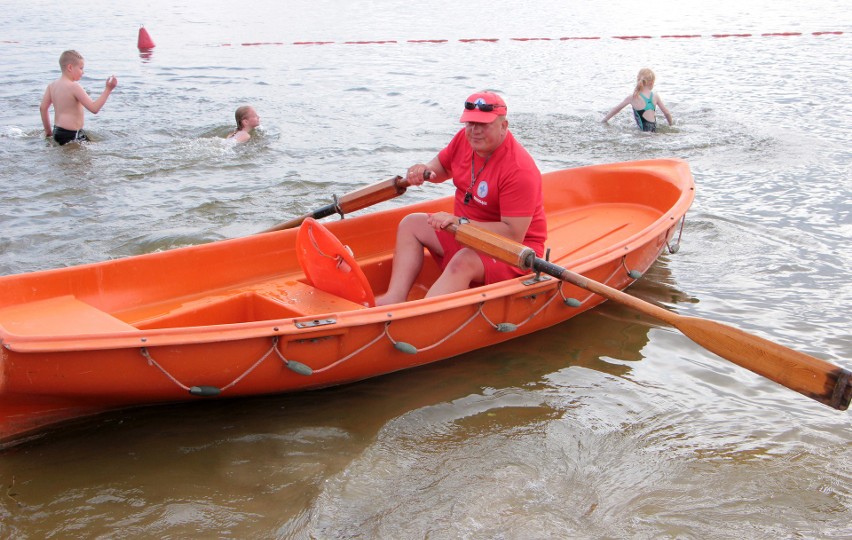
[260,175,410,234]
[338,175,408,214]
[453,223,535,270]
[262,203,337,233]
[449,223,851,410]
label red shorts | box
[434,229,539,285]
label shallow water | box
[1,0,850,538]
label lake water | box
[1,0,850,538]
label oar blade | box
[673,316,851,410]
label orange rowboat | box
[1,159,695,444]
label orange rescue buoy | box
[296,218,375,307]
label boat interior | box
[0,163,689,340]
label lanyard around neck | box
[465,151,489,205]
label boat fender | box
[564,298,582,307]
[286,360,313,376]
[621,257,643,279]
[394,342,418,354]
[495,323,518,332]
[189,385,221,397]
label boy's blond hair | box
[59,50,83,69]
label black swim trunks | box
[53,126,89,145]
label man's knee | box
[444,249,483,278]
[398,212,442,251]
[398,213,428,236]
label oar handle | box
[449,222,851,411]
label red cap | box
[459,91,507,123]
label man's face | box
[465,117,508,156]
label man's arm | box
[424,156,450,182]
[428,214,532,244]
[405,156,450,186]
[470,215,531,243]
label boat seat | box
[0,296,139,337]
[124,279,368,330]
[253,279,370,314]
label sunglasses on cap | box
[464,101,506,112]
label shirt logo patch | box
[477,181,489,199]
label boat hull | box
[0,159,694,445]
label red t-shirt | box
[437,128,547,253]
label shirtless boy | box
[40,50,118,145]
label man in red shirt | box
[376,91,547,306]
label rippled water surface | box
[1,0,850,538]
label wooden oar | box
[259,174,414,233]
[449,222,851,411]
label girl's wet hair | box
[633,68,656,96]
[234,106,252,131]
